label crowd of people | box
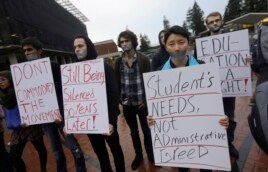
[0,10,258,172]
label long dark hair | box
[73,34,98,60]
[117,30,138,50]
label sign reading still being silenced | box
[61,58,109,134]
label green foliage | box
[186,2,206,35]
[224,0,267,22]
[163,15,170,30]
[223,0,241,22]
[139,34,150,52]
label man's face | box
[165,33,188,57]
[119,37,133,52]
[74,38,87,60]
[206,15,223,34]
[22,45,42,60]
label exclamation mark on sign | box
[93,115,96,128]
[244,78,248,92]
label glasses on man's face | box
[23,48,34,52]
[120,39,130,44]
[207,19,221,25]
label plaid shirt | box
[120,54,144,106]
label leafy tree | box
[186,2,206,35]
[182,20,188,30]
[223,0,268,22]
[163,15,170,30]
[223,0,241,22]
[139,34,150,52]
[243,0,268,13]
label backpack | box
[248,21,268,154]
[252,22,268,73]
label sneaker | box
[131,156,143,170]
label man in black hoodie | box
[73,35,125,172]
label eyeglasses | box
[207,19,221,25]
[120,39,130,44]
[22,48,34,52]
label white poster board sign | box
[11,58,60,125]
[143,63,231,171]
[61,58,109,134]
[196,29,252,97]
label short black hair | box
[73,34,98,60]
[117,30,138,50]
[21,37,43,50]
[164,25,190,44]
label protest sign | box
[143,63,230,170]
[11,58,60,125]
[61,58,109,133]
[196,29,252,97]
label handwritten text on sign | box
[61,58,109,134]
[11,58,60,125]
[196,29,252,97]
[143,63,230,171]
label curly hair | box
[117,30,138,50]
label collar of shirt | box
[122,52,137,64]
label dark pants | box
[123,105,154,161]
[87,125,125,172]
[178,167,211,172]
[223,97,239,159]
[0,132,13,172]
[42,123,86,172]
[9,136,47,172]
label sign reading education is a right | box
[196,29,252,97]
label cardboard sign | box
[11,58,60,125]
[143,63,230,171]
[196,29,252,97]
[61,58,109,133]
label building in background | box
[0,0,88,70]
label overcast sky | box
[70,0,228,46]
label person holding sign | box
[0,70,47,172]
[73,35,125,172]
[21,37,86,172]
[200,11,239,171]
[114,30,154,170]
[147,25,229,172]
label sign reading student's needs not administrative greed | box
[11,58,60,125]
[143,63,230,171]
[196,29,252,97]
[61,58,109,134]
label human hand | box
[245,56,253,64]
[54,113,62,124]
[218,115,229,129]
[103,124,114,136]
[21,123,29,128]
[147,116,155,127]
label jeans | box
[42,123,67,172]
[123,105,154,161]
[64,134,86,172]
[42,123,86,172]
